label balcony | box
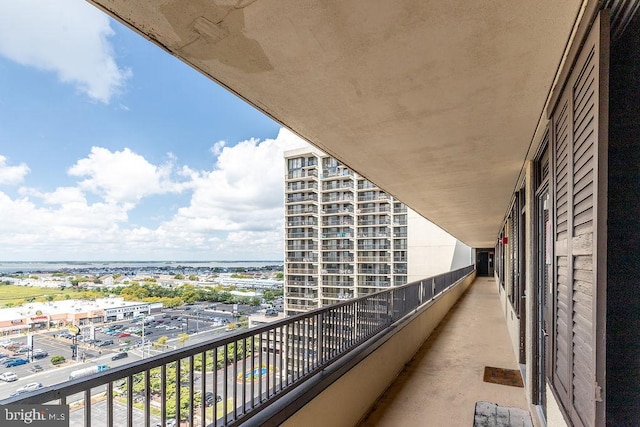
[2,267,531,427]
[286,169,318,180]
[286,194,318,204]
[357,206,390,214]
[285,219,317,227]
[286,232,318,240]
[322,219,354,227]
[357,194,389,202]
[357,218,390,226]
[322,231,353,239]
[286,183,318,193]
[286,267,318,275]
[357,256,391,263]
[285,280,318,287]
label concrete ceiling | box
[88,0,584,248]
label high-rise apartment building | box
[284,147,470,315]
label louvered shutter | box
[550,11,608,427]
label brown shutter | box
[550,11,608,427]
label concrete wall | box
[407,208,472,282]
[282,271,476,427]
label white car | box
[0,372,18,382]
[11,382,43,396]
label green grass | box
[0,284,76,307]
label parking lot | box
[0,304,257,399]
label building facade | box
[284,147,470,315]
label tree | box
[188,275,198,281]
[177,333,189,347]
[153,336,169,349]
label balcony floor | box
[359,277,530,427]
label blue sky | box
[0,0,308,261]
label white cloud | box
[0,155,30,185]
[68,147,190,204]
[0,0,130,103]
[0,128,310,260]
[210,140,226,156]
[163,128,309,234]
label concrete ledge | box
[281,271,477,427]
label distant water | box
[0,261,283,274]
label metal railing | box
[2,266,474,426]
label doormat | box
[483,366,524,387]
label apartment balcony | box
[2,267,532,427]
[357,256,391,263]
[320,168,353,179]
[358,279,391,287]
[358,268,391,276]
[321,256,354,263]
[393,206,407,214]
[286,194,319,204]
[322,182,353,191]
[322,219,354,227]
[286,292,318,300]
[357,194,389,202]
[358,231,390,238]
[357,218,390,226]
[285,183,318,193]
[321,281,355,288]
[286,280,318,287]
[286,302,319,311]
[286,267,318,275]
[322,292,354,300]
[322,207,354,215]
[322,231,353,239]
[356,181,377,190]
[285,219,317,227]
[358,244,391,251]
[286,206,318,215]
[321,244,354,252]
[286,169,318,180]
[322,195,354,203]
[286,244,318,251]
[322,268,354,275]
[286,232,318,240]
[285,256,318,263]
[357,205,390,214]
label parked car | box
[30,364,43,373]
[112,352,128,361]
[15,347,31,354]
[6,358,29,367]
[11,382,43,396]
[117,333,130,338]
[97,340,114,347]
[32,351,48,359]
[204,392,222,406]
[0,372,18,382]
[0,356,13,364]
